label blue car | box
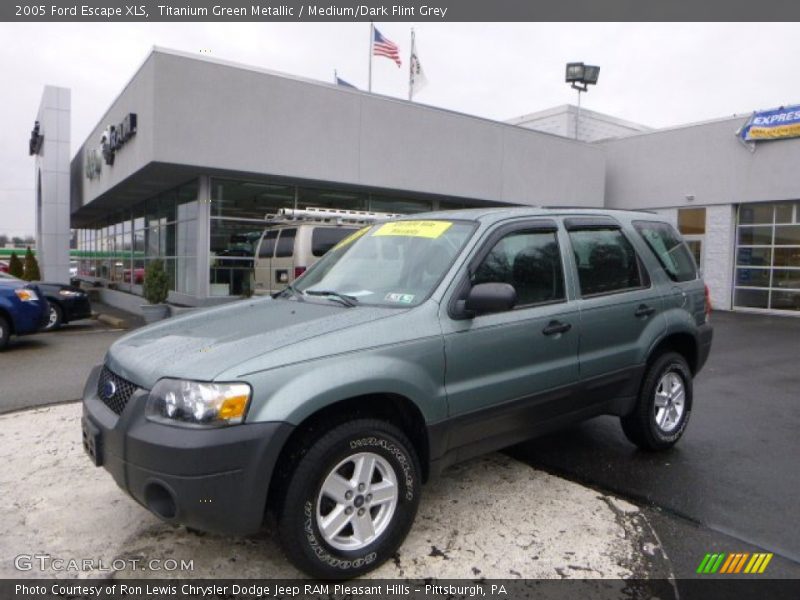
[0,279,50,349]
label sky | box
[1,21,799,236]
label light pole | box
[565,62,600,141]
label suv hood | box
[107,298,399,388]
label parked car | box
[0,273,92,330]
[81,208,712,578]
[0,260,8,273]
[0,278,49,349]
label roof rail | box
[264,206,401,226]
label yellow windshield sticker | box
[373,221,453,239]
[333,226,370,251]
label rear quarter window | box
[633,220,698,282]
[311,227,357,257]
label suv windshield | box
[293,219,475,307]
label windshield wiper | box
[276,284,305,301]
[305,290,359,307]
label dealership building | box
[32,47,800,314]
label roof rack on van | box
[264,207,401,226]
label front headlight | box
[15,289,39,302]
[145,379,251,427]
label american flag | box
[373,27,401,67]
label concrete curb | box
[96,313,129,329]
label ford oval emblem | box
[102,380,117,399]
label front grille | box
[97,366,139,415]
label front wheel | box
[621,352,693,451]
[0,315,9,350]
[277,419,421,579]
[44,303,63,331]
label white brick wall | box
[703,204,736,311]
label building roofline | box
[596,112,752,144]
[76,46,604,160]
[506,103,653,132]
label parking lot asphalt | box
[0,305,137,414]
[508,310,800,577]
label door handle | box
[635,304,656,318]
[542,320,572,336]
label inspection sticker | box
[385,292,416,304]
[332,226,370,250]
[373,220,453,239]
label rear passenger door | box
[565,217,666,401]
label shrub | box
[22,247,41,281]
[143,259,169,305]
[8,252,23,278]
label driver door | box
[440,220,581,458]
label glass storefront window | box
[738,204,774,224]
[211,179,295,219]
[737,226,772,246]
[735,202,800,312]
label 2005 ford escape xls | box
[82,207,712,578]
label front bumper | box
[81,365,294,536]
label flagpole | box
[408,28,414,101]
[368,22,374,93]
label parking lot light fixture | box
[565,62,601,140]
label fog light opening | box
[144,482,177,519]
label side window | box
[633,221,698,282]
[473,230,565,306]
[311,227,355,257]
[275,228,297,258]
[258,230,278,258]
[569,228,644,296]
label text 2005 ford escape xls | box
[82,208,712,578]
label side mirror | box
[464,282,517,316]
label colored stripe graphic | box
[698,552,773,574]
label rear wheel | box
[621,351,692,451]
[44,303,63,331]
[0,316,9,350]
[276,419,421,579]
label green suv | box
[81,208,712,578]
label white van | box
[252,208,398,294]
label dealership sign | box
[101,112,137,166]
[739,105,800,142]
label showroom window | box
[75,179,199,296]
[734,202,800,312]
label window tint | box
[312,227,356,257]
[473,230,565,306]
[570,228,644,295]
[275,228,296,258]
[633,221,697,282]
[258,229,278,258]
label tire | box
[621,351,693,451]
[0,316,9,350]
[276,419,421,579]
[44,303,63,331]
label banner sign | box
[740,105,800,142]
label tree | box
[22,247,41,281]
[8,252,23,278]
[143,259,169,305]
[0,234,9,247]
